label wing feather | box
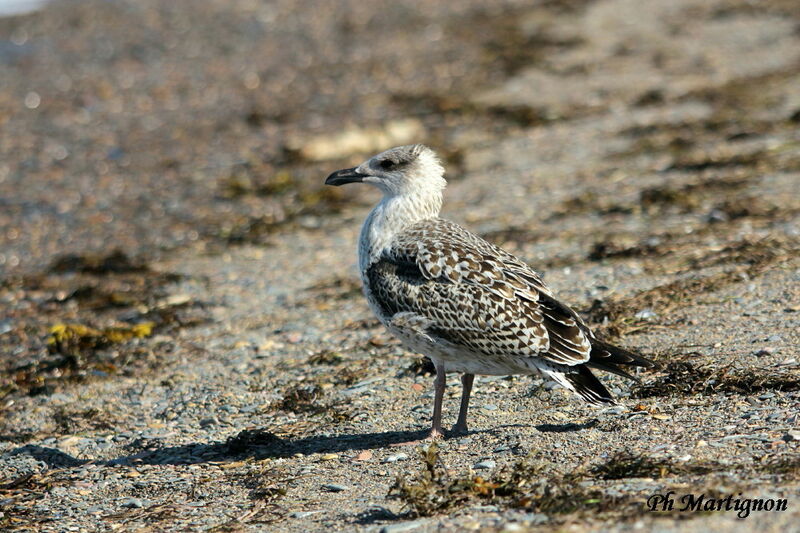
[369,219,592,366]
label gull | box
[326,144,654,439]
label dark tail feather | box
[565,366,616,406]
[586,339,656,383]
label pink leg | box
[428,362,446,439]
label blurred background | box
[0,0,565,275]
[2,0,799,275]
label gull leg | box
[452,373,474,434]
[428,361,446,439]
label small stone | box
[290,511,320,518]
[383,453,408,463]
[766,335,783,343]
[322,483,348,492]
[120,498,145,509]
[473,459,496,470]
[380,519,428,533]
[706,209,728,223]
[634,308,657,320]
[753,347,775,357]
[199,417,217,428]
[320,453,339,461]
[354,450,373,461]
[520,513,548,525]
[482,403,498,411]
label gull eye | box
[379,159,395,170]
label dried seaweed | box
[591,450,714,480]
[48,249,149,274]
[389,447,643,518]
[227,461,293,501]
[307,350,344,365]
[48,322,154,356]
[586,236,799,339]
[633,361,800,398]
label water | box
[0,0,49,17]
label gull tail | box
[539,365,616,406]
[565,366,616,405]
[585,339,656,382]
[557,341,656,406]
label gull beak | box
[325,167,367,186]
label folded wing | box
[366,219,592,366]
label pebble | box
[473,459,496,470]
[706,209,728,223]
[380,519,428,533]
[383,453,408,463]
[482,403,498,411]
[634,308,657,320]
[120,498,146,509]
[520,513,548,525]
[322,483,348,492]
[471,504,499,512]
[753,347,775,357]
[199,417,218,428]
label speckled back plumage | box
[365,216,594,368]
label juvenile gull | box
[326,144,654,438]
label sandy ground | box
[1,0,799,531]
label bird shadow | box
[5,421,579,471]
[5,427,441,469]
[535,418,598,433]
[6,445,87,468]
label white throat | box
[357,190,442,275]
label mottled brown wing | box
[372,219,592,365]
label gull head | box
[325,144,445,198]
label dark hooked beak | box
[325,167,367,186]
